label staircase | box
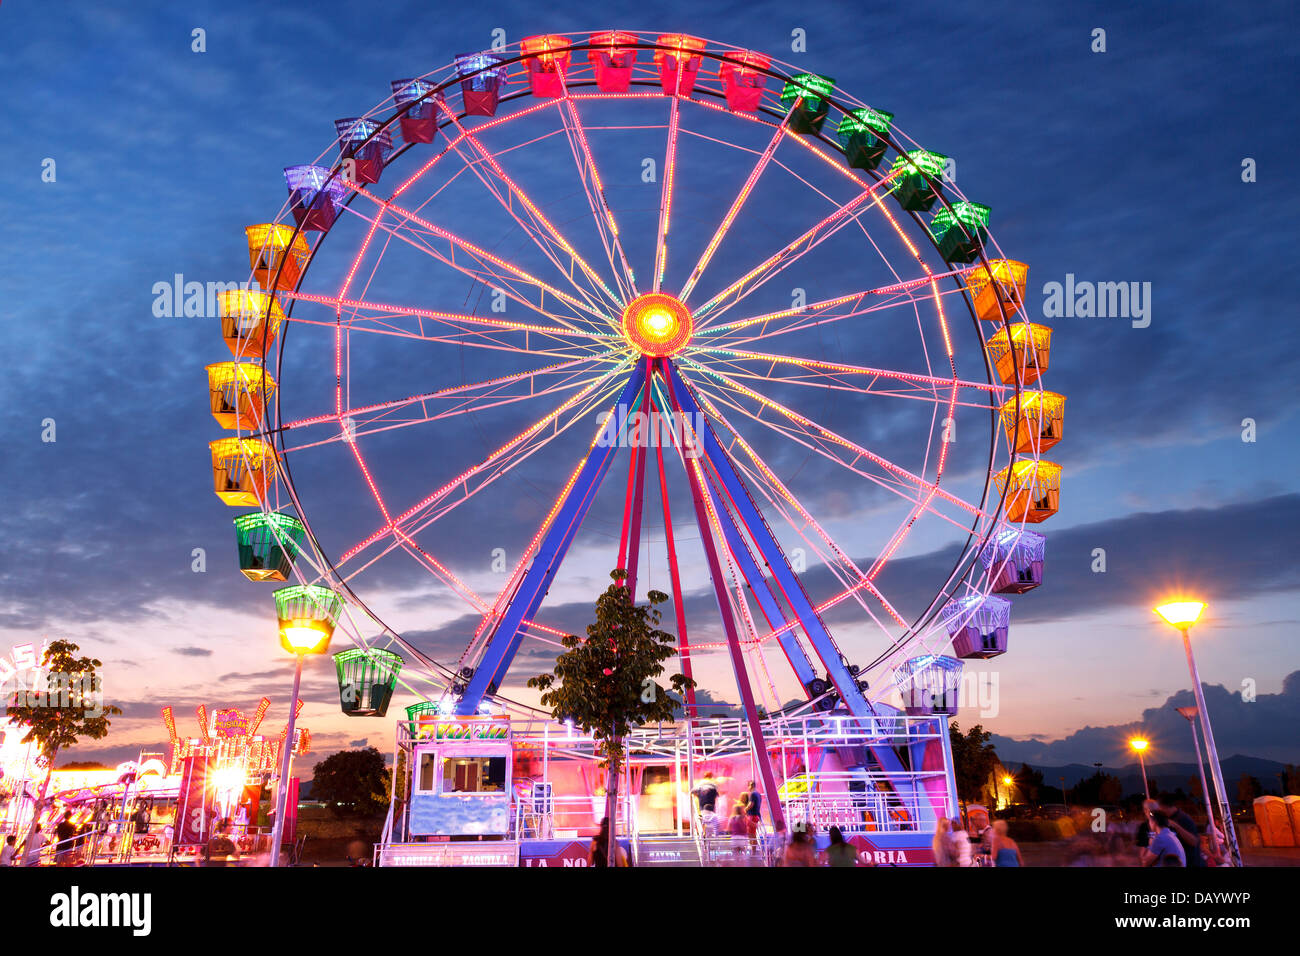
[634,835,707,866]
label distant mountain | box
[1002,755,1292,796]
[984,672,1300,767]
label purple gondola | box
[941,596,1011,659]
[980,529,1046,594]
[283,165,349,232]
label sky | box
[0,0,1296,773]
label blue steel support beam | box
[456,364,647,715]
[663,362,929,821]
[663,360,871,716]
[648,376,817,688]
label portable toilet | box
[1253,795,1295,847]
[1285,795,1300,844]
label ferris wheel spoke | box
[677,98,799,304]
[336,357,634,569]
[343,181,611,329]
[280,360,621,453]
[280,290,613,346]
[686,349,1003,409]
[694,386,908,630]
[434,99,626,315]
[279,311,612,364]
[333,200,605,334]
[696,272,969,347]
[279,355,616,433]
[692,167,902,327]
[652,93,682,293]
[687,363,983,523]
[555,71,639,301]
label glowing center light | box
[1129,738,1149,752]
[1154,600,1206,630]
[621,292,693,356]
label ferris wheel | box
[204,31,1064,740]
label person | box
[1156,793,1203,868]
[206,819,238,865]
[950,819,973,867]
[0,835,15,867]
[55,813,77,865]
[783,825,816,866]
[990,820,1022,867]
[693,772,721,837]
[825,825,856,867]
[23,826,46,866]
[931,817,956,866]
[743,780,762,847]
[1202,823,1227,867]
[1141,810,1186,867]
[1133,798,1158,851]
[588,817,628,867]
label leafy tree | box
[1282,765,1300,796]
[6,640,121,856]
[310,747,390,817]
[529,569,693,866]
[1017,763,1044,805]
[949,723,1000,807]
[1236,773,1263,805]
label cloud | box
[171,646,214,657]
[990,671,1300,765]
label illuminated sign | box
[213,709,249,739]
[413,717,510,741]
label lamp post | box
[1155,601,1242,867]
[269,584,341,867]
[1129,738,1151,801]
[1002,775,1014,808]
[1176,704,1222,863]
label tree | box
[1017,763,1044,805]
[6,640,121,858]
[949,723,1000,807]
[528,569,693,866]
[310,747,390,817]
[1236,773,1263,805]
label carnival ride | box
[203,32,1064,865]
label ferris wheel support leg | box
[663,361,932,824]
[699,464,819,689]
[455,365,648,716]
[652,408,699,724]
[615,360,653,595]
[662,361,869,714]
[676,405,786,837]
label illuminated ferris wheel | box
[204,31,1064,738]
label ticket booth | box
[408,719,512,837]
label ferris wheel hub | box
[621,292,693,356]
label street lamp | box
[1129,738,1151,801]
[1176,704,1222,863]
[270,585,342,867]
[1002,775,1014,808]
[1155,600,1242,866]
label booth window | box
[418,753,438,792]
[442,756,507,793]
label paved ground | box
[1017,839,1300,867]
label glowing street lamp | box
[1154,600,1242,866]
[1129,738,1151,801]
[269,585,342,867]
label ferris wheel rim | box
[227,31,1048,714]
